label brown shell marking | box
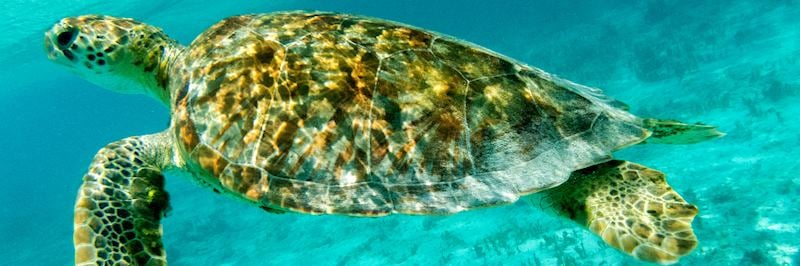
[175,12,648,215]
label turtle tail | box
[641,118,724,144]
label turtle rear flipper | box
[642,118,724,144]
[74,133,171,265]
[541,160,698,264]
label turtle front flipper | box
[74,133,173,265]
[539,160,698,264]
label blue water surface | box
[1,0,798,265]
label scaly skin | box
[73,133,172,265]
[44,15,183,106]
[540,160,699,264]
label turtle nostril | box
[56,28,76,48]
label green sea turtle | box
[45,11,723,265]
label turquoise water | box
[2,0,799,265]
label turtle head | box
[45,15,182,105]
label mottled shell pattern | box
[171,12,649,215]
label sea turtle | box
[45,11,722,265]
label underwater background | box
[1,0,798,265]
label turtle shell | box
[172,12,649,215]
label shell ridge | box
[250,41,286,164]
[426,42,477,176]
[366,46,382,182]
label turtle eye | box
[57,27,78,48]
